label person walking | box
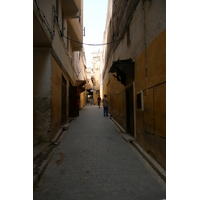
[97,95,101,108]
[90,98,93,105]
[102,94,109,116]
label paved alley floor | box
[33,105,166,200]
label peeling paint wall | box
[33,48,52,146]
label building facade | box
[74,50,87,109]
[85,68,93,103]
[101,0,166,169]
[84,50,102,105]
[33,0,83,146]
[91,50,102,105]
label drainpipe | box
[142,0,148,92]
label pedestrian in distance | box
[97,95,101,108]
[102,94,109,116]
[90,98,93,105]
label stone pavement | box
[33,105,166,200]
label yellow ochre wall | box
[106,75,127,130]
[135,29,166,169]
[102,29,166,169]
[51,55,69,140]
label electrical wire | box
[34,0,124,46]
[63,36,123,46]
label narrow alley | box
[33,105,166,200]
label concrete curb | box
[131,140,166,182]
[33,147,56,192]
[51,128,63,144]
[110,117,166,182]
[33,122,71,191]
[33,142,50,161]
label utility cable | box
[34,0,124,46]
[63,36,123,46]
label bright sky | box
[83,0,108,68]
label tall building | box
[73,50,87,109]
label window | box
[79,11,81,25]
[56,0,59,21]
[116,17,119,36]
[127,25,130,44]
[67,28,69,52]
[137,91,143,110]
[62,9,64,36]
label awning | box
[76,80,86,93]
[109,58,135,79]
[76,80,86,87]
[109,58,135,86]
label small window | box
[62,9,64,37]
[56,0,59,20]
[67,28,69,51]
[127,25,130,44]
[79,11,81,25]
[137,91,143,110]
[116,17,119,36]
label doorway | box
[69,85,79,117]
[126,86,134,136]
[61,75,67,125]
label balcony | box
[62,0,81,19]
[33,9,52,47]
[67,18,83,51]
